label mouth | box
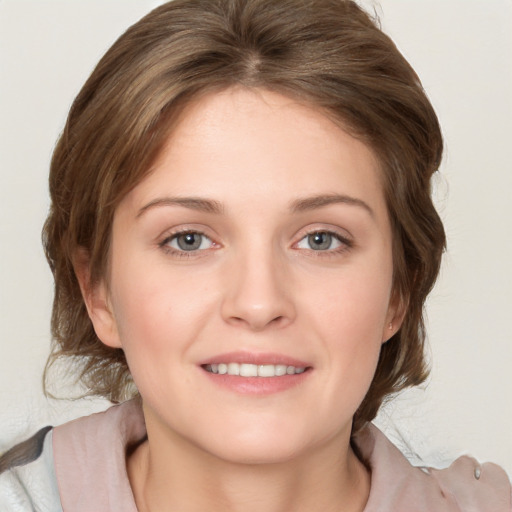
[199,352,313,395]
[202,363,308,377]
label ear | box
[382,289,407,343]
[73,247,122,349]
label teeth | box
[275,365,287,376]
[258,364,278,377]
[204,363,307,377]
[227,363,239,376]
[240,363,258,377]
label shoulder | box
[0,401,143,512]
[52,399,144,511]
[355,424,512,512]
[0,427,63,512]
[428,455,512,512]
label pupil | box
[309,232,331,250]
[177,233,201,251]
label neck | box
[128,409,370,512]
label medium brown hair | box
[43,0,445,435]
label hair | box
[43,0,445,435]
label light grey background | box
[1,0,511,474]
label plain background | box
[0,0,511,475]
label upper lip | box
[198,351,311,368]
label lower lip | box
[200,367,312,395]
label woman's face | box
[90,87,399,463]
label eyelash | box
[295,230,353,258]
[158,229,353,259]
[158,229,216,259]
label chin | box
[191,416,342,466]
[203,434,306,465]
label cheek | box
[109,257,217,360]
[309,263,393,339]
[108,270,217,402]
[302,260,392,393]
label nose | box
[220,246,296,331]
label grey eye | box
[169,232,212,251]
[308,232,332,250]
[296,231,342,251]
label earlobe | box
[73,247,122,349]
[382,291,407,343]
[382,321,398,344]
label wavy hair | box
[43,0,445,435]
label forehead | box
[120,87,387,221]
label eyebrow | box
[289,194,374,218]
[137,193,374,218]
[137,197,224,217]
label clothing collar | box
[53,399,510,512]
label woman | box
[0,0,510,510]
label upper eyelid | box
[159,231,217,257]
[161,230,214,245]
[293,226,353,243]
[291,228,354,255]
[157,225,353,249]
[158,225,216,242]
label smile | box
[203,363,307,377]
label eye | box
[296,231,345,251]
[164,231,214,252]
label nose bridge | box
[221,236,295,330]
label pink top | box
[52,400,512,511]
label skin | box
[80,87,402,512]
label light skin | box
[79,87,403,512]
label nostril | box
[220,287,297,330]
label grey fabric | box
[0,429,63,512]
[0,426,52,475]
[1,402,510,511]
